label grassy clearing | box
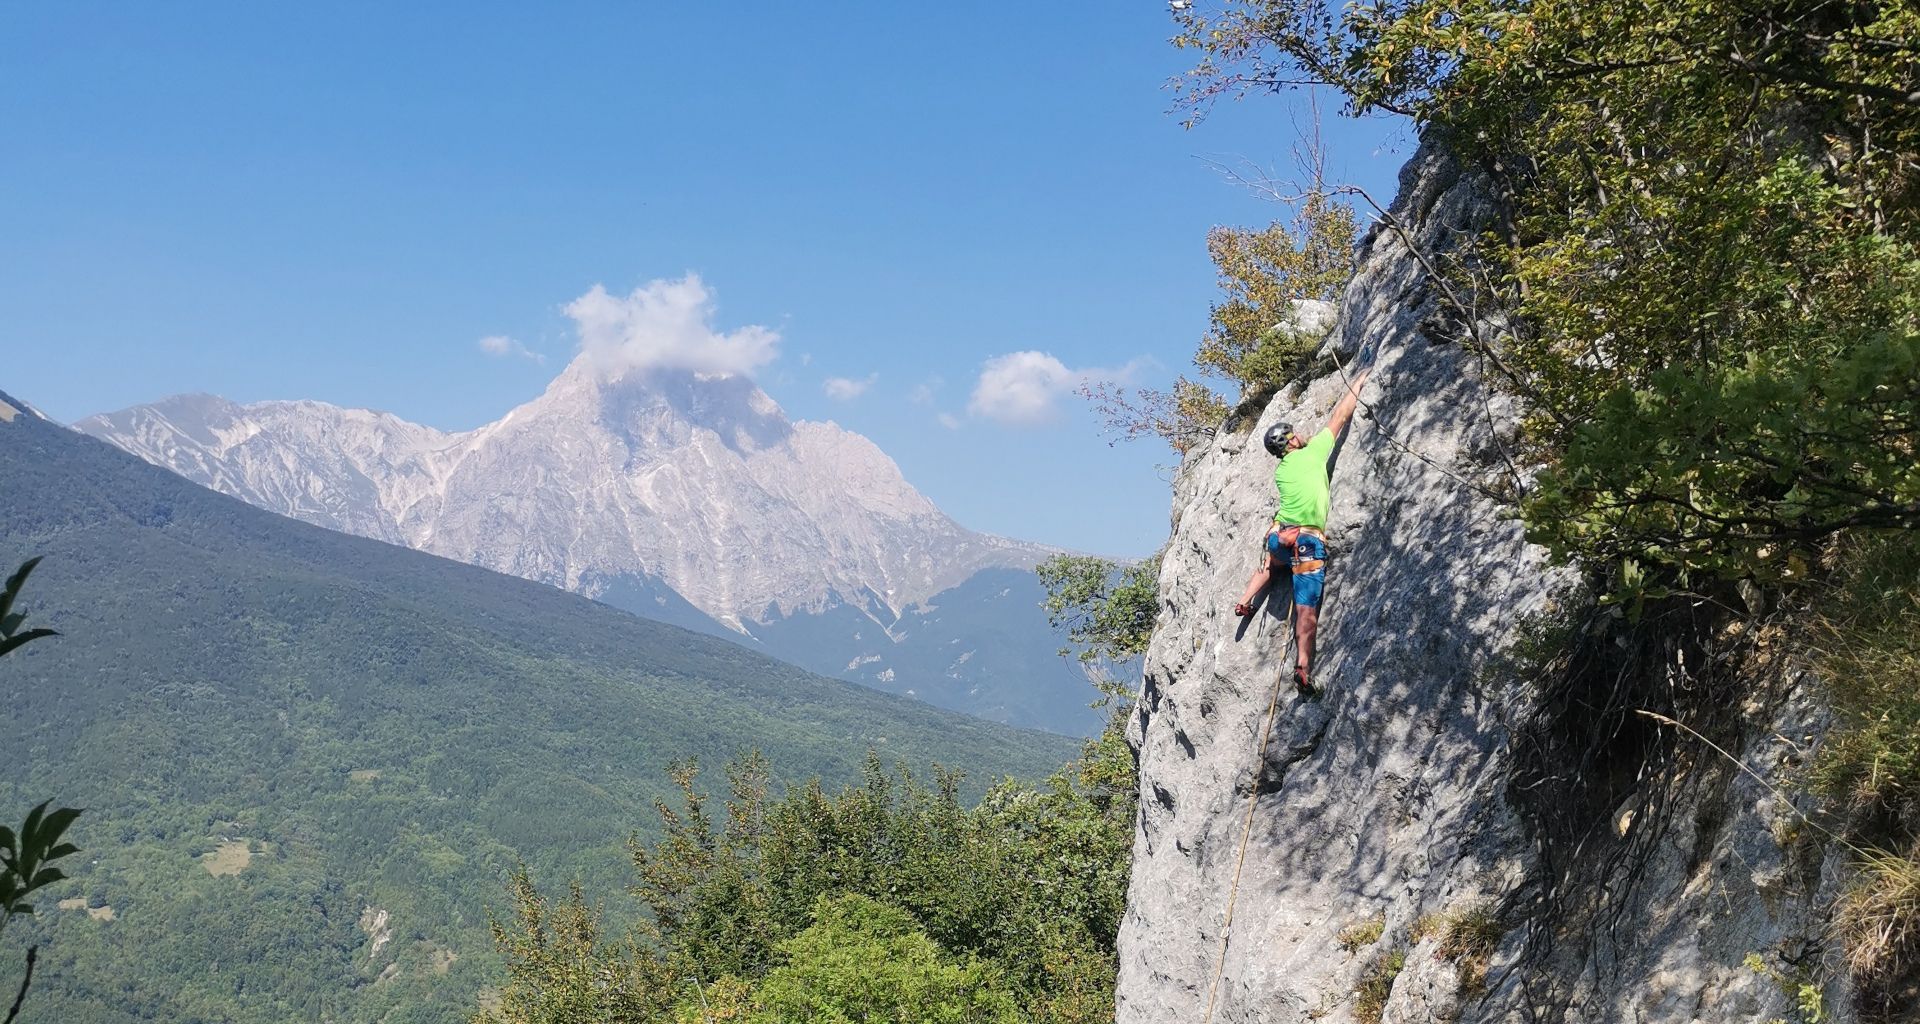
[200,839,253,877]
[428,947,458,976]
[58,897,116,921]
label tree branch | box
[5,946,35,1024]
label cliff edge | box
[1116,141,1859,1023]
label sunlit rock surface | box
[1115,140,1856,1023]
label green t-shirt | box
[1272,427,1336,529]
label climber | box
[1233,368,1371,693]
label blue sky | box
[3,3,1410,557]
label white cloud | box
[969,351,1075,424]
[909,375,944,405]
[565,274,779,377]
[966,351,1147,426]
[823,373,878,401]
[937,412,962,430]
[478,334,545,364]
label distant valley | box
[0,387,1075,1024]
[80,357,1107,734]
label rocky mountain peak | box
[536,358,797,456]
[77,360,1043,624]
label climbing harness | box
[1199,631,1296,1024]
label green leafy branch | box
[0,802,82,937]
[0,557,80,1024]
[0,558,57,659]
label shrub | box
[1196,190,1354,406]
[1081,171,1354,454]
[1838,845,1920,989]
[1036,553,1160,669]
[1353,947,1406,1024]
[741,894,1020,1024]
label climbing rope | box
[1326,329,1516,506]
[1199,636,1294,1024]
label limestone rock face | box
[1115,140,1857,1023]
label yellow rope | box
[1199,651,1292,1024]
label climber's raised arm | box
[1326,368,1371,439]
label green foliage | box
[1036,553,1160,668]
[483,722,1138,1024]
[1080,376,1229,454]
[1353,946,1407,1024]
[1743,950,1828,1024]
[1083,185,1354,452]
[0,558,57,659]
[1173,1,1920,603]
[1197,190,1354,405]
[1512,160,1920,596]
[1336,913,1385,953]
[0,802,82,933]
[472,871,672,1024]
[0,559,76,940]
[0,555,81,1024]
[0,399,1074,1024]
[708,894,1020,1024]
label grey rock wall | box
[1115,140,1858,1024]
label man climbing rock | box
[1233,368,1370,693]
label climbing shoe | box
[1294,665,1314,695]
[1233,602,1255,618]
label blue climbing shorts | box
[1265,527,1328,610]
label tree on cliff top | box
[1172,0,1919,601]
[1084,124,1357,453]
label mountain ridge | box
[79,358,1110,734]
[78,359,1051,623]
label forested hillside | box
[0,389,1075,1024]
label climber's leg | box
[1233,527,1289,616]
[1289,534,1327,688]
[1294,605,1319,684]
[1233,553,1276,617]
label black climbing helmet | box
[1263,422,1295,457]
